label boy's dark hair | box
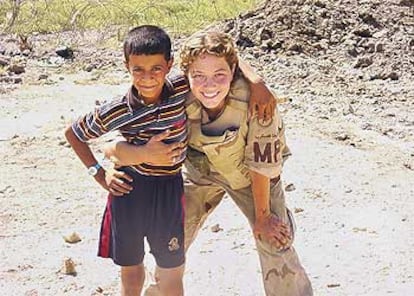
[123,25,172,62]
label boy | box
[65,25,188,296]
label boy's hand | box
[254,213,292,250]
[95,168,133,196]
[249,83,277,122]
[144,130,184,165]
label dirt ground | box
[0,67,413,296]
[0,1,413,293]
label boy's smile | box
[125,54,173,104]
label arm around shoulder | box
[238,58,276,121]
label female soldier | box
[105,31,313,296]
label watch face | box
[88,166,98,176]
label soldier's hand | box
[144,130,184,165]
[253,213,292,250]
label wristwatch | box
[87,163,102,176]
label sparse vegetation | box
[0,0,258,35]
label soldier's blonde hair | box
[180,31,238,73]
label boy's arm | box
[238,59,276,121]
[64,126,132,196]
[250,170,291,249]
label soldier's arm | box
[250,170,291,249]
[104,131,183,166]
[244,102,292,248]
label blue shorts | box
[98,168,185,268]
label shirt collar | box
[126,77,174,112]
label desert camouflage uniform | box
[146,78,313,296]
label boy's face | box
[187,53,235,113]
[125,54,173,104]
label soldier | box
[105,31,313,295]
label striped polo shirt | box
[72,72,189,176]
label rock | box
[0,76,23,84]
[294,208,304,213]
[369,73,386,80]
[387,72,399,80]
[5,49,21,57]
[353,56,373,68]
[55,46,74,59]
[84,63,96,72]
[375,42,384,52]
[287,43,303,53]
[236,35,255,48]
[259,28,273,41]
[335,133,350,141]
[403,160,414,171]
[21,49,31,56]
[359,12,380,28]
[8,63,25,74]
[0,56,10,66]
[366,42,376,53]
[61,258,77,276]
[63,232,81,243]
[353,27,372,38]
[361,122,374,130]
[38,74,48,80]
[399,0,414,7]
[347,47,359,57]
[327,283,341,288]
[210,224,223,233]
[315,40,329,51]
[0,185,13,194]
[314,1,327,8]
[285,183,296,192]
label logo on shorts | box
[168,237,180,251]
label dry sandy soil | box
[1,0,414,295]
[0,69,413,296]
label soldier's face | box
[188,53,235,113]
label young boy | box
[65,25,188,296]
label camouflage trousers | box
[145,169,313,296]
